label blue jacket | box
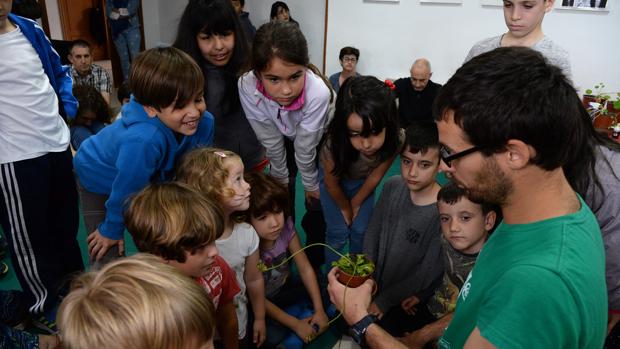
[9,13,77,118]
[73,97,215,240]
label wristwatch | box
[350,314,377,348]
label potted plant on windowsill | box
[584,83,620,130]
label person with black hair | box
[328,46,360,94]
[230,0,256,42]
[174,0,265,171]
[327,47,607,349]
[270,1,298,25]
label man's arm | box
[463,327,496,349]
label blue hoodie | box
[9,13,77,118]
[73,97,215,240]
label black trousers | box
[0,149,84,314]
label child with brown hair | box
[177,147,266,347]
[124,182,240,349]
[245,171,329,348]
[73,47,215,267]
[58,253,216,349]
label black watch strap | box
[350,314,377,348]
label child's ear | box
[484,211,497,231]
[143,105,159,118]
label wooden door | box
[58,0,109,61]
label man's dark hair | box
[433,47,581,171]
[339,46,360,61]
[69,39,92,53]
[403,120,439,155]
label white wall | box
[326,0,620,94]
[244,0,327,71]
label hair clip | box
[214,151,227,158]
[384,79,396,91]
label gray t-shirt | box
[362,176,444,311]
[464,35,572,80]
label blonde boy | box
[57,253,216,349]
[125,182,240,349]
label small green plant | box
[585,83,620,115]
[331,253,375,277]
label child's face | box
[438,198,494,255]
[75,110,97,126]
[275,6,290,22]
[169,242,218,278]
[503,0,552,39]
[251,211,285,242]
[230,0,242,15]
[146,93,206,136]
[222,157,251,212]
[196,32,235,67]
[258,56,305,107]
[400,145,440,192]
[347,113,386,157]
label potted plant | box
[332,253,375,288]
[584,83,620,130]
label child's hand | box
[340,206,353,227]
[305,190,320,203]
[253,318,266,347]
[87,229,124,261]
[351,204,361,222]
[310,309,329,332]
[401,294,420,315]
[294,316,318,343]
[368,302,384,319]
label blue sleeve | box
[36,22,78,118]
[98,140,163,240]
[200,111,215,146]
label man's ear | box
[503,139,534,170]
[429,72,433,79]
[143,105,159,118]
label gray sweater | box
[464,35,572,81]
[587,146,620,310]
[363,176,444,312]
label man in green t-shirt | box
[326,46,607,349]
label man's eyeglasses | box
[440,145,482,167]
[342,57,357,63]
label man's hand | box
[327,267,374,325]
[87,229,124,261]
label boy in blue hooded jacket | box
[73,47,215,267]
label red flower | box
[384,79,396,91]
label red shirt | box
[196,255,240,309]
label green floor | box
[0,158,444,347]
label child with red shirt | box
[125,182,240,349]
